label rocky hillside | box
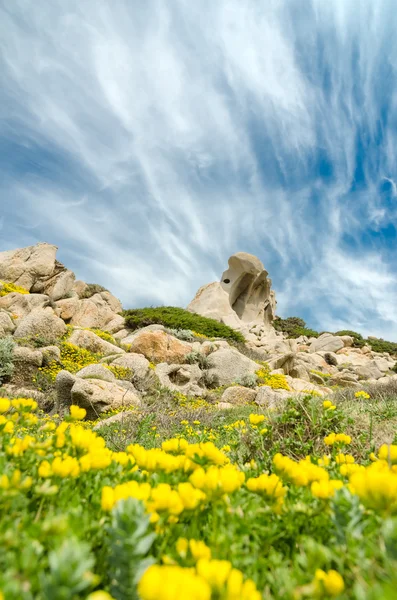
[1,243,397,422]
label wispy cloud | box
[1,0,397,338]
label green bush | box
[367,337,397,355]
[80,283,109,299]
[0,337,15,383]
[273,317,319,339]
[123,307,245,342]
[334,330,365,348]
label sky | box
[1,0,397,339]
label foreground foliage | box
[123,307,245,342]
[0,392,397,599]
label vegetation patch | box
[80,283,109,299]
[123,306,245,342]
[274,316,319,339]
[256,366,290,390]
[0,281,29,296]
[0,337,15,384]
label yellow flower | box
[189,539,211,561]
[86,592,116,600]
[0,398,11,413]
[69,405,87,420]
[196,559,232,589]
[3,420,14,434]
[313,569,345,596]
[176,537,189,558]
[249,414,266,425]
[378,444,397,464]
[38,461,52,478]
[354,390,370,400]
[324,433,351,446]
[138,565,211,600]
[101,486,115,511]
[311,479,343,499]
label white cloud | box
[1,0,397,338]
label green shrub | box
[234,373,258,388]
[0,337,15,383]
[273,316,319,339]
[123,307,245,342]
[184,351,210,370]
[334,330,365,348]
[366,337,397,355]
[166,328,195,342]
[80,283,109,299]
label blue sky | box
[1,0,397,339]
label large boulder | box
[54,297,80,321]
[0,292,50,321]
[68,329,124,356]
[11,346,43,386]
[70,378,141,419]
[109,353,155,391]
[255,385,291,408]
[0,242,75,300]
[76,364,116,383]
[206,347,258,386]
[155,363,203,396]
[69,292,124,332]
[128,330,192,363]
[13,307,67,342]
[309,333,344,354]
[220,385,257,405]
[187,252,276,327]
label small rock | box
[68,329,124,356]
[70,378,141,419]
[76,364,116,382]
[220,386,257,405]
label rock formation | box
[187,252,276,330]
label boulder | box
[339,335,354,347]
[55,370,77,411]
[11,346,43,386]
[41,345,61,365]
[206,347,258,386]
[68,329,124,356]
[0,292,50,321]
[76,364,116,383]
[155,363,203,396]
[220,386,257,405]
[0,242,58,291]
[128,330,192,363]
[70,292,124,332]
[54,297,80,321]
[216,402,234,410]
[284,376,329,396]
[328,371,360,388]
[110,353,155,390]
[187,252,276,327]
[310,333,344,354]
[70,378,141,419]
[372,358,394,373]
[255,386,290,408]
[31,268,75,301]
[13,307,66,342]
[0,310,16,336]
[354,364,383,381]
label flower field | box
[0,391,397,599]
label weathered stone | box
[70,292,124,332]
[70,378,141,419]
[206,347,258,386]
[129,330,192,363]
[255,386,290,408]
[0,310,16,336]
[310,333,344,354]
[373,358,394,373]
[0,293,50,321]
[339,335,354,347]
[54,297,80,321]
[284,376,328,396]
[41,345,61,365]
[55,370,77,411]
[216,402,234,410]
[68,329,124,356]
[220,386,257,405]
[76,364,116,382]
[354,364,383,381]
[188,252,276,327]
[11,346,43,386]
[155,363,203,396]
[93,411,136,431]
[108,353,155,389]
[32,268,75,301]
[0,242,57,291]
[13,307,66,342]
